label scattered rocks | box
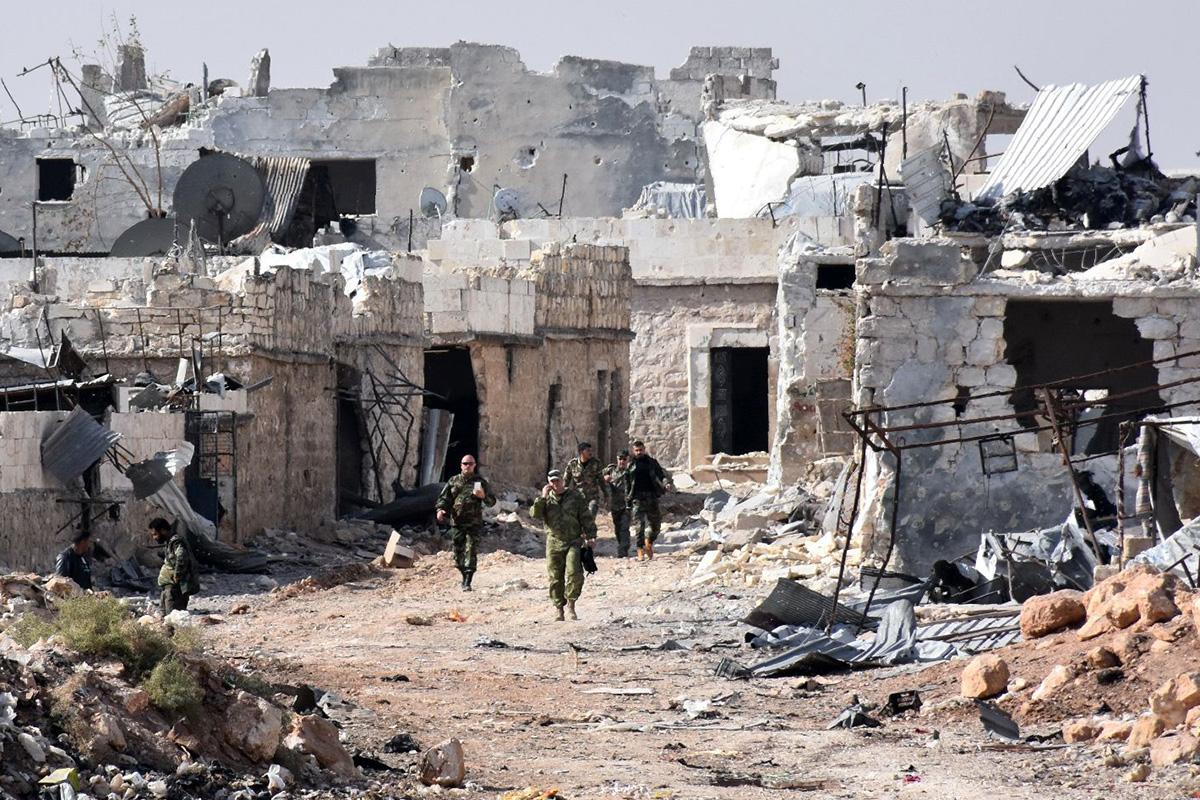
[1062,719,1102,743]
[420,737,467,787]
[1019,589,1085,639]
[1123,763,1150,782]
[282,714,359,779]
[1126,713,1166,751]
[1084,645,1118,669]
[1031,664,1073,702]
[224,690,283,763]
[1150,731,1200,767]
[960,654,1009,699]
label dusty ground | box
[192,521,1200,799]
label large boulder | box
[1126,713,1167,752]
[1062,719,1102,743]
[1149,673,1200,729]
[960,654,1009,699]
[282,715,358,779]
[419,738,466,787]
[224,691,283,763]
[1020,590,1085,639]
[1150,732,1200,767]
[1031,664,1073,702]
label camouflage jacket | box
[565,457,609,506]
[603,463,628,509]
[531,487,597,547]
[158,532,200,595]
[436,473,497,529]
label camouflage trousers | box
[452,527,480,575]
[546,539,584,607]
[630,492,662,548]
[611,507,631,556]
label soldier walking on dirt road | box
[436,455,496,592]
[565,441,608,518]
[624,440,672,562]
[531,469,596,621]
[603,450,631,557]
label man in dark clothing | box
[603,450,631,557]
[623,440,672,561]
[54,530,93,590]
[150,517,200,615]
[435,454,497,591]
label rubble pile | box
[689,475,853,592]
[950,164,1197,234]
[954,564,1200,778]
[0,583,365,799]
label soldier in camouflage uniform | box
[436,454,496,591]
[565,441,608,518]
[623,440,672,561]
[531,469,597,620]
[603,450,631,557]
[150,517,200,615]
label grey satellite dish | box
[173,153,265,244]
[0,229,22,255]
[419,187,447,218]
[493,187,521,219]
[110,217,178,257]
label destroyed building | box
[0,252,425,570]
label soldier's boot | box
[463,572,474,592]
[636,548,645,562]
[566,601,577,621]
[555,605,565,622]
[645,541,654,560]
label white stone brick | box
[1137,316,1178,340]
[1112,297,1155,318]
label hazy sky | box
[3,0,1196,167]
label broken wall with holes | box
[0,43,777,253]
[424,242,633,486]
[769,236,859,486]
[850,228,1200,574]
[0,256,424,549]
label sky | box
[3,0,1197,167]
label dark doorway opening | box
[423,347,480,481]
[816,263,855,290]
[280,159,377,246]
[1005,300,1161,454]
[547,382,563,474]
[710,347,770,455]
[335,363,365,515]
[37,158,77,201]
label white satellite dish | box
[493,187,521,219]
[419,187,447,218]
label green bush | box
[143,657,203,714]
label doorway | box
[423,347,480,481]
[710,347,770,455]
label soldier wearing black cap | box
[532,469,596,620]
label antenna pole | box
[557,173,568,217]
[407,209,414,252]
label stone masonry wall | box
[852,238,1200,574]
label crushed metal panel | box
[916,612,1022,654]
[743,578,875,631]
[125,443,195,499]
[40,406,122,485]
[900,146,952,223]
[977,75,1142,201]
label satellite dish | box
[173,153,265,244]
[493,187,521,219]
[0,229,22,255]
[110,217,178,257]
[419,187,447,218]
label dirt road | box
[200,536,1193,799]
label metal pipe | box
[901,86,908,160]
[1041,388,1103,558]
[828,432,869,633]
[1117,420,1129,568]
[858,445,902,631]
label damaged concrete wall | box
[851,230,1200,574]
[0,43,777,253]
[769,239,858,485]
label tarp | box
[629,181,707,219]
[1131,515,1200,581]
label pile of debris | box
[956,564,1200,778]
[0,581,365,798]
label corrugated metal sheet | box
[40,406,121,485]
[978,75,1142,201]
[228,155,310,249]
[743,579,876,631]
[900,146,952,223]
[917,612,1022,654]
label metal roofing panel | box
[977,75,1142,202]
[40,406,121,485]
[743,579,876,632]
[901,147,952,223]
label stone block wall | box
[631,282,777,469]
[532,244,631,334]
[851,238,1200,573]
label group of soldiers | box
[436,440,672,620]
[54,517,200,615]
